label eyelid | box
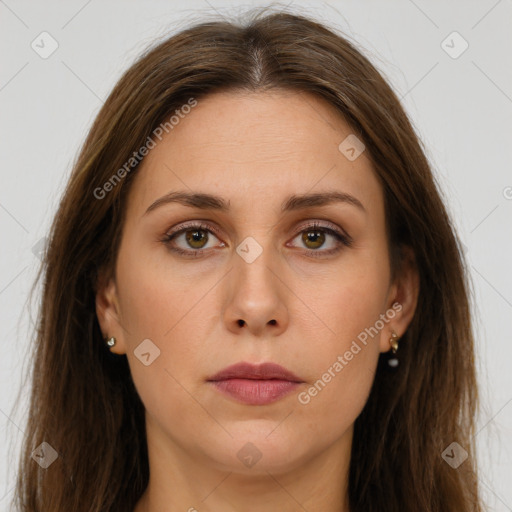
[165,219,349,237]
[294,219,349,238]
[165,220,222,238]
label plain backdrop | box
[1,1,511,510]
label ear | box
[379,245,420,353]
[95,269,127,354]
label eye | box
[288,221,352,257]
[161,222,225,258]
[161,220,352,258]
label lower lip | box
[209,379,301,405]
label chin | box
[198,423,312,475]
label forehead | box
[126,89,383,219]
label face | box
[96,89,418,476]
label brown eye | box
[163,221,351,258]
[302,229,325,249]
[185,228,209,249]
[288,221,352,257]
[162,222,224,257]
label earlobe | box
[381,246,420,352]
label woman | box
[12,9,484,512]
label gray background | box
[1,0,511,510]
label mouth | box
[206,362,304,406]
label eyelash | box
[160,221,353,258]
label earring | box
[105,336,116,348]
[387,331,400,367]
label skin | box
[96,89,419,512]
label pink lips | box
[207,362,304,405]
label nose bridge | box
[224,231,289,334]
[233,232,280,298]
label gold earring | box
[105,336,116,348]
[388,331,400,367]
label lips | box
[208,362,303,382]
[207,362,304,405]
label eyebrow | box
[143,190,366,216]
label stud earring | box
[388,331,400,367]
[105,336,116,348]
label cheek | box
[291,256,389,423]
[114,243,218,391]
[301,250,390,344]
[115,238,194,335]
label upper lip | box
[207,362,304,383]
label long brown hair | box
[11,8,484,511]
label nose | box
[223,249,289,337]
